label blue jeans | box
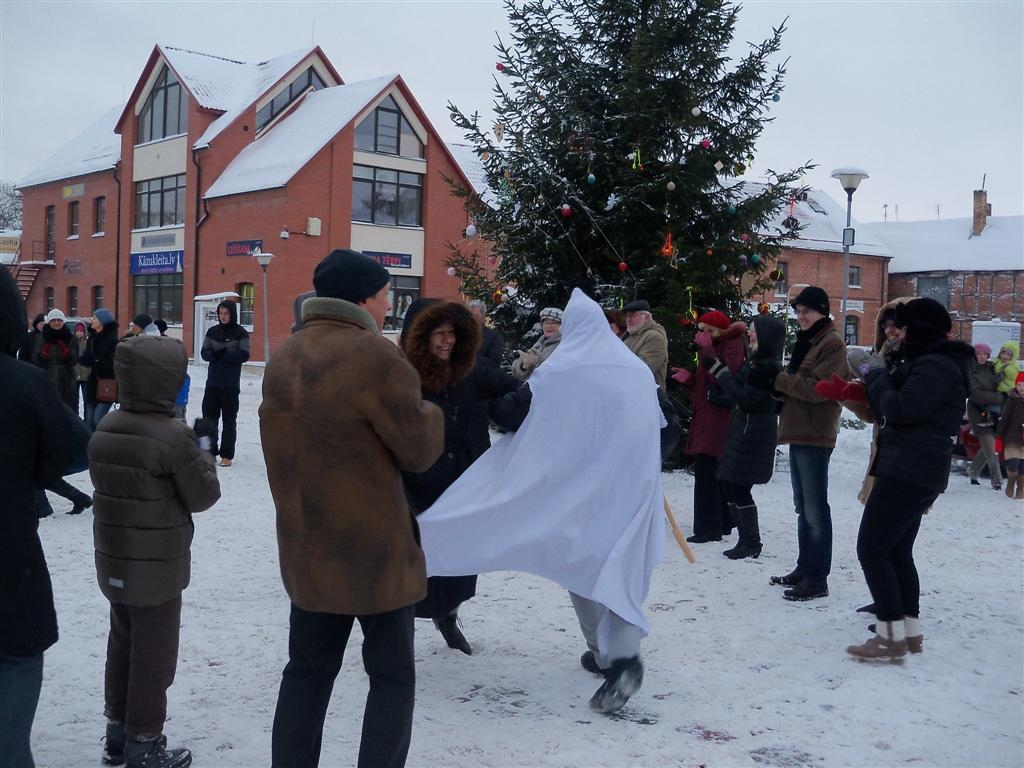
[0,652,44,768]
[789,444,834,585]
[89,401,113,432]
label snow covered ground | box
[32,364,1024,768]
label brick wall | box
[890,270,1024,341]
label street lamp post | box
[830,167,868,344]
[253,247,274,362]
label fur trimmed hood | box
[401,300,481,393]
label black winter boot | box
[124,736,191,768]
[434,611,472,655]
[589,656,644,714]
[723,504,762,559]
[102,720,126,766]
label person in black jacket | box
[841,298,974,660]
[81,308,120,432]
[400,299,519,655]
[0,268,74,768]
[17,313,45,362]
[200,300,250,467]
[701,314,786,560]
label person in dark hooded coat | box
[200,299,250,466]
[80,308,120,432]
[17,313,45,362]
[839,298,974,661]
[700,314,786,560]
[34,309,78,409]
[399,299,520,655]
[0,268,74,768]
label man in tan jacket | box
[622,299,669,389]
[750,286,849,602]
[261,249,444,768]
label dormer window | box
[354,96,424,158]
[256,66,327,131]
[138,65,188,144]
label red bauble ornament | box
[561,203,572,217]
[678,316,692,327]
[758,302,770,314]
[496,62,505,71]
[705,248,713,257]
[740,233,750,242]
[617,261,628,272]
[701,138,712,149]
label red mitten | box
[814,373,848,401]
[670,367,693,385]
[841,381,867,403]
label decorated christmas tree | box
[445,0,812,359]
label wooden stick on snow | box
[663,496,696,564]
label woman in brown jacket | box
[88,334,221,768]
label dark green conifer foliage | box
[445,0,812,357]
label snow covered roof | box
[732,182,890,258]
[164,45,323,149]
[204,75,397,200]
[862,216,1024,273]
[17,105,122,189]
[446,143,497,207]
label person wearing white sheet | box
[417,288,666,714]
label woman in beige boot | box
[995,372,1024,500]
[841,299,975,661]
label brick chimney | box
[972,189,991,236]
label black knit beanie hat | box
[313,249,391,304]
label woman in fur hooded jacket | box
[399,300,520,655]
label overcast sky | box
[2,0,1021,223]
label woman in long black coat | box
[845,298,974,660]
[400,299,520,654]
[700,314,785,560]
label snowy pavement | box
[32,364,1024,767]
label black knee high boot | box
[723,504,762,559]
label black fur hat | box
[897,297,952,359]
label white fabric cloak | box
[418,288,666,649]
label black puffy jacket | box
[865,338,975,493]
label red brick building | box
[749,188,892,345]
[871,190,1024,343]
[14,44,473,359]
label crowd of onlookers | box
[3,248,1023,768]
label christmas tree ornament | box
[734,163,745,175]
[726,204,737,215]
[586,172,596,185]
[713,160,724,172]
[740,233,749,242]
[604,193,619,211]
[465,224,477,238]
[738,254,748,265]
[617,261,628,272]
[487,255,497,266]
[691,106,701,117]
[493,122,505,142]
[561,203,572,217]
[481,151,491,162]
[705,248,713,257]
[632,148,644,171]
[666,180,676,191]
[750,253,761,264]
[446,267,457,277]
[500,292,509,303]
[769,267,785,282]
[678,316,692,327]
[701,138,712,149]
[496,62,505,71]
[493,290,503,303]
[661,232,675,257]
[772,93,781,102]
[720,264,728,273]
[537,193,545,203]
[758,302,771,314]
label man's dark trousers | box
[271,603,416,768]
[201,386,240,460]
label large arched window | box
[138,65,188,144]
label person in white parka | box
[418,287,666,714]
